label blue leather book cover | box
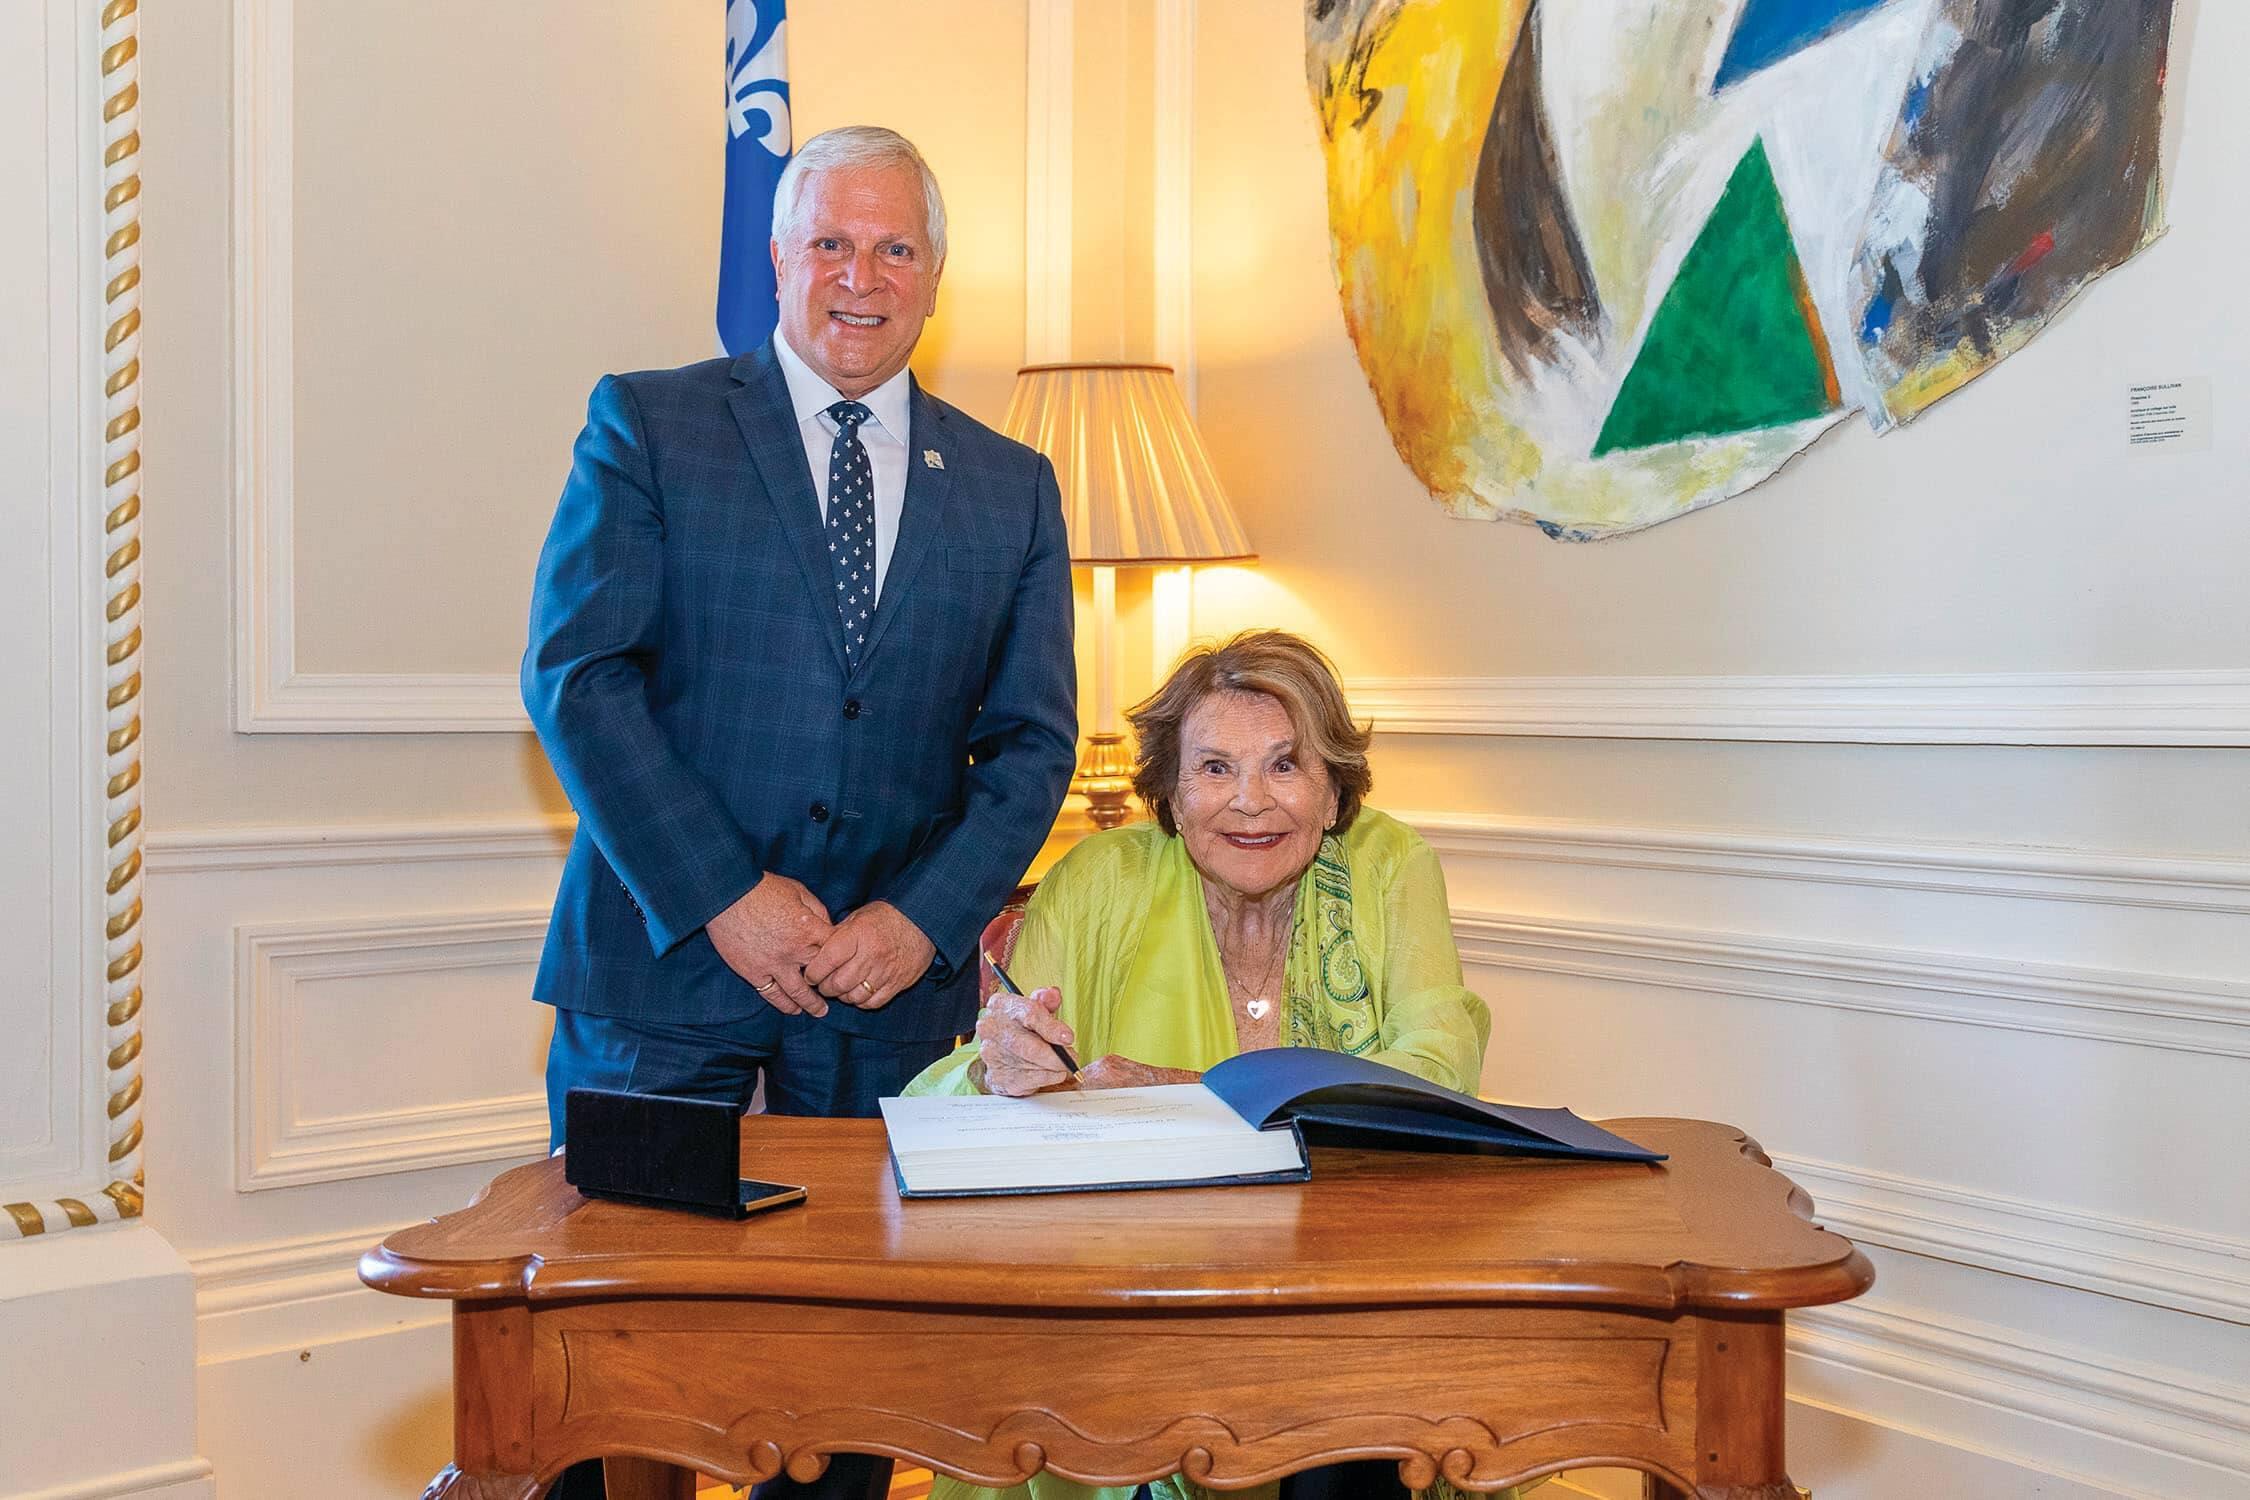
[1201,1049,1664,1164]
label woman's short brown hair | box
[1127,630,1373,836]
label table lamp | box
[1002,363,1255,828]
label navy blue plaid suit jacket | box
[522,344,1078,1041]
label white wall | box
[1,0,99,1229]
[1183,1,2250,1496]
[15,1,2242,1497]
[123,3,1034,1497]
[1,3,209,1498]
[138,0,735,1484]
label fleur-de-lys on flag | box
[718,0,790,356]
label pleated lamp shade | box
[1001,364,1256,566]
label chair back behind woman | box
[976,906,1027,1007]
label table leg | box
[1686,1314,1801,1500]
[420,1304,542,1500]
[601,1458,698,1500]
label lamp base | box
[1073,731,1138,830]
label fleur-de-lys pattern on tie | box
[826,399,877,669]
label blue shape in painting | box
[718,0,790,356]
[1859,258,1903,346]
[1898,72,1933,129]
[1714,0,1891,90]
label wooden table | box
[361,1116,1871,1500]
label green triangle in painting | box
[1593,138,1840,457]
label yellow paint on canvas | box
[1312,0,1538,516]
[1309,0,1849,537]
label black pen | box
[982,950,1080,1076]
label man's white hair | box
[772,126,948,263]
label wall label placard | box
[2126,377,2211,453]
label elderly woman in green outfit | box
[905,630,1514,1500]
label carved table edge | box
[358,1250,1874,1311]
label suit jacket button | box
[810,800,830,823]
[843,699,862,719]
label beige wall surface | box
[0,2,74,1195]
[288,1,724,676]
[127,6,1037,1499]
[90,0,2250,1494]
[1185,0,2250,851]
[1189,0,2247,684]
[792,0,1030,429]
[142,0,705,825]
[1183,4,2250,1496]
[144,0,1030,828]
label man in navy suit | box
[522,128,1076,1496]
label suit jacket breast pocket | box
[944,545,1021,624]
[922,545,1017,680]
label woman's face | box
[1172,690,1338,904]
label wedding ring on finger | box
[856,979,875,997]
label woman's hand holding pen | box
[1074,1056,1202,1090]
[973,986,1080,1097]
[973,954,1202,1095]
[972,995,1204,1096]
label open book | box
[878,1047,1662,1198]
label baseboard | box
[1777,1153,2249,1326]
[5,1462,216,1500]
[1529,1475,1625,1498]
[192,1224,445,1364]
[1791,1300,2249,1497]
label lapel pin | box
[922,449,945,470]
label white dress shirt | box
[772,330,910,600]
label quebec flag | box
[718,0,790,356]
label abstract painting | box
[1306,0,2178,538]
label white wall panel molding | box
[1406,812,2250,917]
[193,1224,388,1313]
[1350,671,2250,746]
[1779,1154,2250,1327]
[233,912,550,1190]
[2,0,155,1241]
[147,815,573,874]
[192,1224,442,1364]
[230,0,527,733]
[3,0,95,1219]
[1023,0,1073,364]
[1453,911,2250,1059]
[1792,1300,2250,1495]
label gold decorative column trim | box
[3,0,147,1241]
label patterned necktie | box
[825,399,876,669]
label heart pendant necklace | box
[1217,885,1296,1034]
[1237,912,1292,1027]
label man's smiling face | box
[770,164,944,399]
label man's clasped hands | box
[706,870,935,1018]
[707,869,1198,1099]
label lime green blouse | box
[905,807,1504,1500]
